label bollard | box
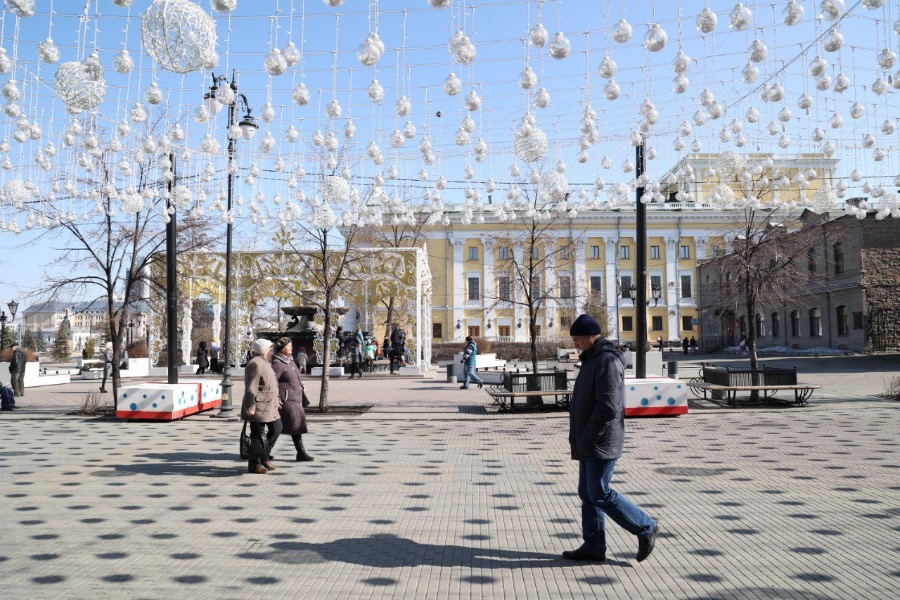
[446,363,457,384]
[667,361,678,378]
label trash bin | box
[446,363,457,384]
[667,361,678,378]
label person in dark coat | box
[8,342,26,397]
[689,336,697,353]
[348,342,363,379]
[241,339,281,474]
[196,341,209,375]
[271,337,313,462]
[100,342,113,394]
[209,340,220,373]
[682,337,689,355]
[564,314,659,564]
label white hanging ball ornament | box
[264,48,288,76]
[533,88,550,109]
[850,102,865,119]
[285,125,299,143]
[293,82,311,106]
[145,82,163,105]
[322,175,350,203]
[696,7,717,34]
[38,38,60,64]
[210,0,237,12]
[462,115,476,133]
[873,77,887,96]
[672,50,691,75]
[643,24,667,52]
[260,103,275,123]
[519,66,537,89]
[324,0,345,7]
[324,131,339,151]
[312,130,324,146]
[395,96,412,117]
[877,48,898,69]
[429,0,450,8]
[444,72,462,96]
[823,29,843,53]
[783,0,804,25]
[548,32,571,59]
[0,49,11,74]
[464,90,482,111]
[451,32,477,64]
[603,80,620,101]
[833,73,850,93]
[111,49,134,75]
[366,79,384,103]
[862,0,884,7]
[5,0,35,17]
[141,0,218,74]
[281,41,301,67]
[691,139,702,152]
[809,56,828,77]
[748,39,767,63]
[816,75,832,91]
[672,74,689,94]
[881,119,896,135]
[729,3,753,31]
[402,121,416,139]
[598,54,617,79]
[357,35,383,67]
[530,23,548,47]
[820,0,844,20]
[612,18,632,43]
[746,106,759,123]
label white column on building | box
[513,245,525,341]
[212,299,222,343]
[452,237,466,342]
[605,239,618,338]
[665,236,680,340]
[543,239,556,334]
[483,239,495,335]
[573,239,587,316]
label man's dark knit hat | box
[569,314,601,336]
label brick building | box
[699,211,900,353]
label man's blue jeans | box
[462,363,483,388]
[578,459,656,555]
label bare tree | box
[486,185,585,375]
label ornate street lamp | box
[0,300,17,351]
[209,71,254,418]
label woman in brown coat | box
[271,337,314,462]
[241,339,281,474]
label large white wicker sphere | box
[538,170,568,202]
[141,0,217,74]
[513,125,548,163]
[54,60,107,114]
[322,175,350,203]
[2,179,29,208]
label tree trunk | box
[385,296,395,341]
[746,290,760,402]
[318,302,331,412]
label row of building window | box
[466,245,693,262]
[746,306,861,339]
[466,274,694,302]
[620,315,696,333]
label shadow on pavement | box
[105,452,244,478]
[238,533,609,569]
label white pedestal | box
[624,376,688,416]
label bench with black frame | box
[487,370,571,412]
[687,363,820,406]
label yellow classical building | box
[368,153,838,345]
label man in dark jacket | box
[8,342,26,397]
[564,314,659,563]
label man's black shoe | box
[477,382,483,389]
[636,524,659,562]
[459,385,468,389]
[562,547,605,562]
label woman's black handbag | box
[240,420,270,461]
[302,391,311,408]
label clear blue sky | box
[0,0,897,310]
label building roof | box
[23,299,149,315]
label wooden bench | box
[687,381,820,406]
[486,389,572,412]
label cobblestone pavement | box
[1,370,899,599]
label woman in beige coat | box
[241,339,281,474]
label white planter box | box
[0,362,70,388]
[450,352,506,378]
[310,366,344,377]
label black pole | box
[166,152,178,384]
[1,315,6,351]
[635,142,647,379]
[217,74,239,417]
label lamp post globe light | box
[209,71,256,418]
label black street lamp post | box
[207,71,257,417]
[166,152,179,384]
[635,142,648,379]
[0,300,18,351]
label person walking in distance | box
[739,334,748,357]
[195,341,209,375]
[459,336,483,390]
[294,346,308,375]
[682,336,689,355]
[349,342,363,379]
[689,336,697,354]
[564,314,659,563]
[100,342,113,394]
[209,340,220,373]
[271,337,313,462]
[8,342,26,397]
